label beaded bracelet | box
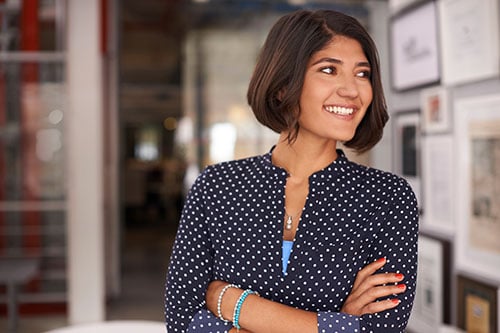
[217,284,239,323]
[232,289,259,331]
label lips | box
[324,105,355,115]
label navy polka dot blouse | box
[165,149,419,332]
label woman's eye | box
[320,66,335,74]
[356,70,371,78]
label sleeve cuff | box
[187,308,233,333]
[317,311,360,333]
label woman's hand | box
[341,257,406,316]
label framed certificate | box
[390,0,440,91]
[421,135,454,235]
[438,0,500,85]
[454,94,500,283]
[457,275,498,333]
[408,234,452,332]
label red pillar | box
[20,0,41,255]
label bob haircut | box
[247,9,389,153]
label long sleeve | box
[164,170,216,332]
[316,177,419,333]
[358,178,419,332]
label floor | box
[0,223,177,333]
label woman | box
[165,9,418,333]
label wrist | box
[206,280,230,313]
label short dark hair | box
[247,9,388,153]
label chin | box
[334,132,356,143]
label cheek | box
[361,85,373,106]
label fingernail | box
[395,273,404,280]
[397,284,406,289]
[391,299,400,304]
[377,257,386,263]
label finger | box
[350,272,403,299]
[364,272,405,287]
[347,282,406,311]
[352,257,387,288]
[365,283,407,301]
[362,298,401,314]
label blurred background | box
[0,0,499,332]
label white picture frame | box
[420,86,451,134]
[390,0,440,91]
[421,135,455,236]
[455,93,500,283]
[408,234,449,333]
[438,0,500,86]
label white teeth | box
[325,106,354,115]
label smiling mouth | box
[325,105,355,116]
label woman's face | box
[297,36,373,144]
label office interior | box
[0,0,499,332]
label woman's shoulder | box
[345,159,414,194]
[198,154,267,181]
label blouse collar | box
[260,146,350,181]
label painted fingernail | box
[397,284,406,289]
[395,273,404,280]
[391,299,401,305]
[377,257,386,263]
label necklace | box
[285,213,293,230]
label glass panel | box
[0,61,66,201]
[0,59,67,302]
[0,0,64,52]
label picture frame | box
[407,233,452,332]
[438,0,500,86]
[390,0,440,91]
[457,275,498,333]
[392,110,421,207]
[454,93,500,283]
[420,86,451,134]
[420,134,454,235]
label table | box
[43,320,166,333]
[0,258,39,333]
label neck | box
[272,133,338,179]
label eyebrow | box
[311,57,371,68]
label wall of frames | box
[382,0,500,332]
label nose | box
[336,75,359,99]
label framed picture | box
[392,110,421,206]
[454,94,500,283]
[390,0,440,91]
[421,135,454,235]
[438,0,500,85]
[420,86,451,134]
[457,275,498,333]
[408,234,452,332]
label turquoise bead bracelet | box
[232,289,259,331]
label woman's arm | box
[165,170,226,332]
[356,178,420,332]
[205,258,406,333]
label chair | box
[42,320,166,333]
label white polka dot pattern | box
[165,149,419,333]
